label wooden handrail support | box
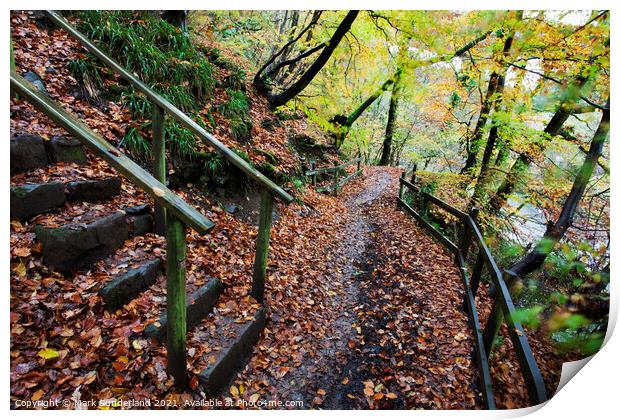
[397,173,548,408]
[27,12,295,388]
[11,72,216,388]
[313,157,363,194]
[11,73,213,234]
[305,156,362,177]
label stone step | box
[199,308,266,396]
[10,133,87,175]
[99,259,162,311]
[10,182,66,220]
[35,205,153,272]
[10,177,122,220]
[66,177,121,202]
[143,277,224,341]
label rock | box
[131,213,154,237]
[144,278,223,340]
[10,182,66,220]
[49,136,87,164]
[35,212,129,272]
[99,259,162,310]
[66,177,121,202]
[122,204,154,236]
[124,204,152,215]
[199,308,266,396]
[10,134,48,174]
[224,203,239,214]
[23,71,48,95]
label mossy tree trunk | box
[468,13,520,209]
[487,76,587,215]
[509,98,609,278]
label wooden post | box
[410,162,418,184]
[357,152,361,172]
[166,214,187,388]
[459,207,479,259]
[482,270,519,355]
[333,166,340,196]
[483,298,503,355]
[310,161,317,186]
[152,104,167,235]
[251,189,274,303]
[398,171,406,199]
[470,249,485,296]
[421,193,429,215]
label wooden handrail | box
[310,156,362,194]
[11,72,214,235]
[397,166,548,407]
[46,10,294,204]
[399,177,419,192]
[399,177,467,220]
[305,156,362,176]
[423,193,468,220]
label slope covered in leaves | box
[10,11,343,181]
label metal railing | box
[397,167,548,409]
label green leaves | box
[512,306,544,329]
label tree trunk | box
[254,11,323,98]
[467,17,518,208]
[262,11,359,108]
[379,35,410,166]
[509,99,609,278]
[330,77,395,147]
[487,79,585,215]
[461,73,500,173]
[379,69,403,165]
[161,11,189,34]
[329,29,492,147]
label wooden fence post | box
[251,189,274,303]
[410,162,418,184]
[152,104,167,235]
[420,193,429,215]
[333,167,340,196]
[470,250,485,296]
[399,171,406,199]
[459,207,479,259]
[166,214,187,388]
[357,152,361,172]
[482,270,520,355]
[483,299,503,355]
[310,161,317,186]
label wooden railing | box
[13,11,295,388]
[305,156,362,195]
[397,167,548,409]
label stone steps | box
[10,133,87,175]
[34,204,153,273]
[11,132,265,397]
[199,308,266,396]
[144,277,224,340]
[10,176,122,220]
[99,258,162,311]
